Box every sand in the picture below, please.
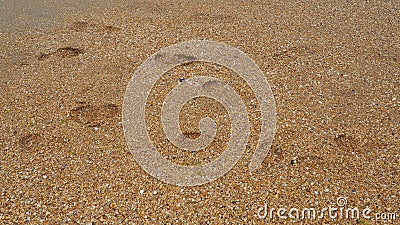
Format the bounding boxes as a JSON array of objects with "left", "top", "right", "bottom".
[{"left": 0, "top": 0, "right": 399, "bottom": 224}]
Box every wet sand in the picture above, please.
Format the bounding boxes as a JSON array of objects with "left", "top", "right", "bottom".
[{"left": 0, "top": 0, "right": 399, "bottom": 224}]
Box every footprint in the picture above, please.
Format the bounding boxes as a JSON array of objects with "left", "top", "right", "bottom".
[
  {"left": 38, "top": 47, "right": 84, "bottom": 60},
  {"left": 154, "top": 53, "right": 196, "bottom": 64},
  {"left": 334, "top": 134, "right": 357, "bottom": 151},
  {"left": 19, "top": 133, "right": 42, "bottom": 148},
  {"left": 70, "top": 21, "right": 89, "bottom": 32},
  {"left": 271, "top": 45, "right": 313, "bottom": 61},
  {"left": 69, "top": 103, "right": 119, "bottom": 127},
  {"left": 97, "top": 25, "right": 121, "bottom": 33},
  {"left": 69, "top": 21, "right": 121, "bottom": 34}
]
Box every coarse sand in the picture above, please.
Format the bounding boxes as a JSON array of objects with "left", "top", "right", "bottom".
[{"left": 0, "top": 0, "right": 399, "bottom": 224}]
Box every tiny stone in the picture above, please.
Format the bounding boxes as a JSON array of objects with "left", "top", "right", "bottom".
[{"left": 140, "top": 190, "right": 144, "bottom": 194}]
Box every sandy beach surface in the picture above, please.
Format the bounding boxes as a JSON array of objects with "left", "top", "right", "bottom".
[{"left": 1, "top": 0, "right": 399, "bottom": 224}]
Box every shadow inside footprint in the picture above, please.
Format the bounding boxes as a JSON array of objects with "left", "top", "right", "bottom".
[
  {"left": 38, "top": 47, "right": 84, "bottom": 60},
  {"left": 69, "top": 103, "right": 119, "bottom": 127}
]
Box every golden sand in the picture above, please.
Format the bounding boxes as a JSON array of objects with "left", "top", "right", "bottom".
[{"left": 0, "top": 1, "right": 399, "bottom": 224}]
